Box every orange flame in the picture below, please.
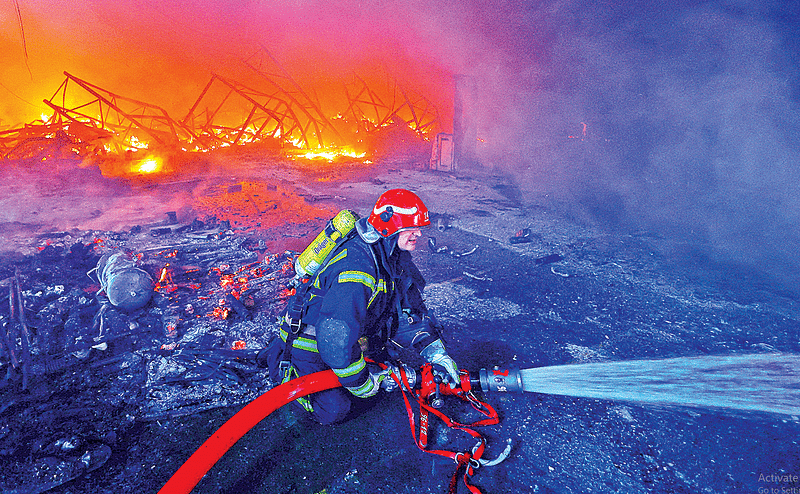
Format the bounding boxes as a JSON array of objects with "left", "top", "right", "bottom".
[{"left": 155, "top": 264, "right": 178, "bottom": 293}]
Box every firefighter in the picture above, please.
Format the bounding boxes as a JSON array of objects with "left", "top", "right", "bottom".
[{"left": 275, "top": 189, "right": 460, "bottom": 425}]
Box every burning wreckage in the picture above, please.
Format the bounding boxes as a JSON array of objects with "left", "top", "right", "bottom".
[{"left": 0, "top": 52, "right": 443, "bottom": 174}]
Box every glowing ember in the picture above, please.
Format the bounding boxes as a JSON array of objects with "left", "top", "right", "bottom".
[
  {"left": 295, "top": 147, "right": 367, "bottom": 161},
  {"left": 280, "top": 260, "right": 294, "bottom": 276},
  {"left": 165, "top": 322, "right": 178, "bottom": 337},
  {"left": 231, "top": 340, "right": 247, "bottom": 350},
  {"left": 136, "top": 156, "right": 162, "bottom": 173},
  {"left": 211, "top": 306, "right": 230, "bottom": 320},
  {"left": 155, "top": 264, "right": 178, "bottom": 293}
]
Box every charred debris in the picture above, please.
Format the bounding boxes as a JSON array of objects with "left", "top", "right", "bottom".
[{"left": 0, "top": 214, "right": 301, "bottom": 490}]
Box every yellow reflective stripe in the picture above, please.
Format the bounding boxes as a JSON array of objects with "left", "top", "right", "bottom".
[
  {"left": 306, "top": 249, "right": 349, "bottom": 301},
  {"left": 316, "top": 249, "right": 348, "bottom": 279},
  {"left": 338, "top": 270, "right": 376, "bottom": 290},
  {"left": 280, "top": 327, "right": 317, "bottom": 352},
  {"left": 296, "top": 396, "right": 314, "bottom": 411},
  {"left": 332, "top": 355, "right": 366, "bottom": 378},
  {"left": 282, "top": 366, "right": 314, "bottom": 411},
  {"left": 293, "top": 336, "right": 318, "bottom": 353},
  {"left": 367, "top": 279, "right": 388, "bottom": 308},
  {"left": 327, "top": 249, "right": 348, "bottom": 267},
  {"left": 346, "top": 376, "right": 377, "bottom": 397}
]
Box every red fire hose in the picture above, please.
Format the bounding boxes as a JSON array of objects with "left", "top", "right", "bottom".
[{"left": 158, "top": 369, "right": 341, "bottom": 494}]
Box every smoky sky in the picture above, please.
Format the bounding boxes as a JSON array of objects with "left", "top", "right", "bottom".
[
  {"left": 2, "top": 0, "right": 800, "bottom": 289},
  {"left": 468, "top": 0, "right": 800, "bottom": 290}
]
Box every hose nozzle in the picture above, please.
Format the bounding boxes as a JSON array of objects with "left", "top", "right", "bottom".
[{"left": 473, "top": 366, "right": 524, "bottom": 394}]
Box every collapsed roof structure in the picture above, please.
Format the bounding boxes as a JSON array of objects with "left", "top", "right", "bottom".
[{"left": 0, "top": 49, "right": 443, "bottom": 170}]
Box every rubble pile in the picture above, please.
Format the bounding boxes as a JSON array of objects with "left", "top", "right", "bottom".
[{"left": 0, "top": 220, "right": 298, "bottom": 492}]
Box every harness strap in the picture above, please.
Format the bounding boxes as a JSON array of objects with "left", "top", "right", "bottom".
[
  {"left": 280, "top": 279, "right": 312, "bottom": 378},
  {"left": 280, "top": 232, "right": 356, "bottom": 375}
]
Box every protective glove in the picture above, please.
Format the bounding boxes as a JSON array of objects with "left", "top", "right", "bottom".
[{"left": 420, "top": 339, "right": 461, "bottom": 388}]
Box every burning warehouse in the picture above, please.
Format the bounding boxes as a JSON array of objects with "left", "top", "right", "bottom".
[{"left": 2, "top": 1, "right": 800, "bottom": 493}]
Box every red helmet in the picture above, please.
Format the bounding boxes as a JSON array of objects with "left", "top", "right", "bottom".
[{"left": 368, "top": 189, "right": 430, "bottom": 237}]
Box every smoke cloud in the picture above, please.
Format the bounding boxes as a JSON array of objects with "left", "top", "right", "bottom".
[
  {"left": 468, "top": 1, "right": 800, "bottom": 292},
  {"left": 2, "top": 0, "right": 799, "bottom": 291},
  {"left": 1, "top": 0, "right": 469, "bottom": 125}
]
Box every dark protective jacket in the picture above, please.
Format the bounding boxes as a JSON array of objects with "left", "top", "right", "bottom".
[{"left": 281, "top": 219, "right": 436, "bottom": 395}]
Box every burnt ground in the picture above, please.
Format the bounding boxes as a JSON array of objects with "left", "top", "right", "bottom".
[{"left": 1, "top": 153, "right": 799, "bottom": 493}]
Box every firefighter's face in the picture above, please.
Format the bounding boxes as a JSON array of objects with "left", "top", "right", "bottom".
[{"left": 397, "top": 227, "right": 422, "bottom": 251}]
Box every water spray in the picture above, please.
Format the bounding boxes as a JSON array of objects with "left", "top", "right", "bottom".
[
  {"left": 516, "top": 353, "right": 800, "bottom": 416},
  {"left": 434, "top": 354, "right": 800, "bottom": 418}
]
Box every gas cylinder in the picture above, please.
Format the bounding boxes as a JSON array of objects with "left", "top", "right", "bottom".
[
  {"left": 96, "top": 252, "right": 154, "bottom": 311},
  {"left": 294, "top": 209, "right": 359, "bottom": 278}
]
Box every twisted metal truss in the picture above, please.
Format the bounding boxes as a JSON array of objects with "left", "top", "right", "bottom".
[
  {"left": 43, "top": 72, "right": 199, "bottom": 153},
  {"left": 238, "top": 47, "right": 343, "bottom": 149},
  {"left": 343, "top": 74, "right": 440, "bottom": 139},
  {"left": 1, "top": 56, "right": 442, "bottom": 162},
  {"left": 182, "top": 73, "right": 310, "bottom": 150}
]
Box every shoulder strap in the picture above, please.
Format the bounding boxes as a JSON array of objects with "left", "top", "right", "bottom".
[{"left": 287, "top": 228, "right": 362, "bottom": 323}]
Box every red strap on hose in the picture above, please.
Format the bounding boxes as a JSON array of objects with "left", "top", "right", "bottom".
[
  {"left": 389, "top": 364, "right": 499, "bottom": 494},
  {"left": 159, "top": 369, "right": 341, "bottom": 494}
]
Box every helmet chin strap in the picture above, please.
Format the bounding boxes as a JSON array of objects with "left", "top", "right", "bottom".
[{"left": 384, "top": 234, "right": 399, "bottom": 256}]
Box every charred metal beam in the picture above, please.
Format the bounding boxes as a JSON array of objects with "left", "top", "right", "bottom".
[
  {"left": 44, "top": 72, "right": 201, "bottom": 152},
  {"left": 344, "top": 74, "right": 389, "bottom": 130},
  {"left": 245, "top": 46, "right": 343, "bottom": 148},
  {"left": 344, "top": 75, "right": 440, "bottom": 139},
  {"left": 5, "top": 271, "right": 31, "bottom": 390},
  {"left": 182, "top": 73, "right": 307, "bottom": 149}
]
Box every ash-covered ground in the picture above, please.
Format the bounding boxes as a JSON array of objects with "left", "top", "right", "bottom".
[{"left": 1, "top": 153, "right": 799, "bottom": 494}]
